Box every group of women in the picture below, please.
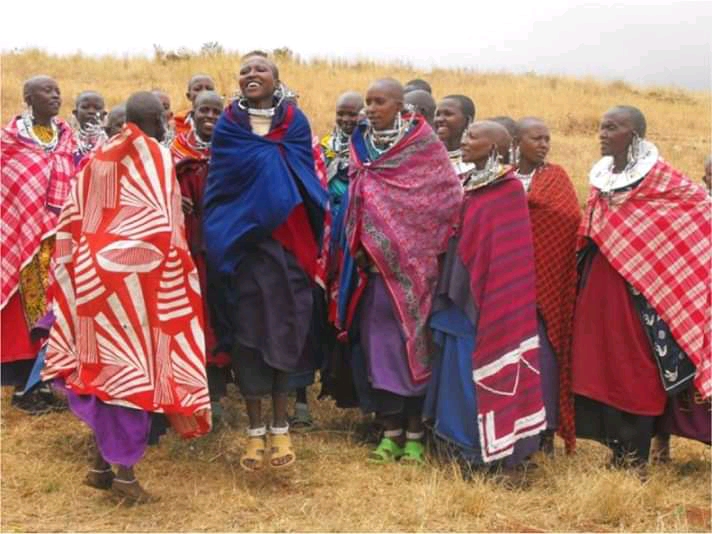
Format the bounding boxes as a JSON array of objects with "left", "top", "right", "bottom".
[{"left": 2, "top": 52, "right": 710, "bottom": 503}]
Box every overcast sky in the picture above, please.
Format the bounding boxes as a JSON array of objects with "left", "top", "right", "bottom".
[{"left": 3, "top": 0, "right": 710, "bottom": 90}]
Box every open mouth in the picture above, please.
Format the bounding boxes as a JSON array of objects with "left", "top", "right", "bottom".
[{"left": 246, "top": 81, "right": 261, "bottom": 90}]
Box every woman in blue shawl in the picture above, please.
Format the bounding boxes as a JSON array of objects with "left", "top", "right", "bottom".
[{"left": 204, "top": 52, "right": 327, "bottom": 472}]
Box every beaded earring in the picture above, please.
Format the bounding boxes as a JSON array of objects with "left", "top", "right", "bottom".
[
  {"left": 627, "top": 132, "right": 642, "bottom": 165},
  {"left": 24, "top": 102, "right": 35, "bottom": 122},
  {"left": 507, "top": 142, "right": 515, "bottom": 165},
  {"left": 487, "top": 145, "right": 501, "bottom": 169},
  {"left": 273, "top": 83, "right": 284, "bottom": 103},
  {"left": 513, "top": 145, "right": 521, "bottom": 168}
]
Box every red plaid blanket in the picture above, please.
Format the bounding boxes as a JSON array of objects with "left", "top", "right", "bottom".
[
  {"left": 1, "top": 117, "right": 77, "bottom": 309},
  {"left": 581, "top": 159, "right": 711, "bottom": 397},
  {"left": 528, "top": 163, "right": 581, "bottom": 453}
]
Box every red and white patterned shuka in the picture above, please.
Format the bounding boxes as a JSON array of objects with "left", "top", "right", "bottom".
[
  {"left": 1, "top": 117, "right": 77, "bottom": 309},
  {"left": 42, "top": 124, "right": 211, "bottom": 437},
  {"left": 581, "top": 159, "right": 712, "bottom": 398}
]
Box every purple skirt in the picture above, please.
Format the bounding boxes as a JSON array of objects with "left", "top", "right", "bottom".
[
  {"left": 360, "top": 274, "right": 427, "bottom": 397},
  {"left": 657, "top": 387, "right": 711, "bottom": 445},
  {"left": 55, "top": 379, "right": 152, "bottom": 466},
  {"left": 537, "top": 315, "right": 559, "bottom": 431}
]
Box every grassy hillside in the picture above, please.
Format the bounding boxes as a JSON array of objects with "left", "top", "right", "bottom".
[
  {"left": 2, "top": 49, "right": 710, "bottom": 201},
  {"left": 1, "top": 49, "right": 710, "bottom": 532}
]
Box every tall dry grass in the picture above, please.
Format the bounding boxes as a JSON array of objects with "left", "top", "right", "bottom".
[
  {"left": 1, "top": 50, "right": 711, "bottom": 532},
  {"left": 1, "top": 387, "right": 710, "bottom": 532},
  {"left": 2, "top": 49, "right": 710, "bottom": 201}
]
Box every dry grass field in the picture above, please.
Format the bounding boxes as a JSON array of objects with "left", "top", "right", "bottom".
[
  {"left": 1, "top": 50, "right": 711, "bottom": 532},
  {"left": 1, "top": 387, "right": 710, "bottom": 532},
  {"left": 2, "top": 49, "right": 711, "bottom": 200}
]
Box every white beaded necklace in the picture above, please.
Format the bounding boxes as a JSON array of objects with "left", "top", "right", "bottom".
[
  {"left": 589, "top": 140, "right": 658, "bottom": 194},
  {"left": 76, "top": 122, "right": 107, "bottom": 155},
  {"left": 514, "top": 167, "right": 537, "bottom": 192},
  {"left": 190, "top": 129, "right": 212, "bottom": 151}
]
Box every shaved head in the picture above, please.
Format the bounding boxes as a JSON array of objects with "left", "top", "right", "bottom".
[
  {"left": 335, "top": 91, "right": 363, "bottom": 134},
  {"left": 107, "top": 103, "right": 126, "bottom": 122},
  {"left": 471, "top": 120, "right": 512, "bottom": 155},
  {"left": 242, "top": 50, "right": 279, "bottom": 79},
  {"left": 365, "top": 78, "right": 405, "bottom": 130},
  {"left": 462, "top": 120, "right": 512, "bottom": 166},
  {"left": 606, "top": 105, "right": 647, "bottom": 137},
  {"left": 336, "top": 91, "right": 364, "bottom": 110},
  {"left": 105, "top": 104, "right": 126, "bottom": 137},
  {"left": 517, "top": 116, "right": 546, "bottom": 134},
  {"left": 404, "top": 89, "right": 436, "bottom": 125},
  {"left": 193, "top": 90, "right": 223, "bottom": 110},
  {"left": 187, "top": 73, "right": 214, "bottom": 91},
  {"left": 404, "top": 78, "right": 432, "bottom": 94},
  {"left": 488, "top": 116, "right": 518, "bottom": 140},
  {"left": 126, "top": 91, "right": 166, "bottom": 140},
  {"left": 108, "top": 103, "right": 126, "bottom": 117},
  {"left": 368, "top": 78, "right": 404, "bottom": 102},
  {"left": 22, "top": 75, "right": 61, "bottom": 122},
  {"left": 127, "top": 92, "right": 164, "bottom": 122},
  {"left": 23, "top": 75, "right": 55, "bottom": 100},
  {"left": 75, "top": 90, "right": 104, "bottom": 108}
]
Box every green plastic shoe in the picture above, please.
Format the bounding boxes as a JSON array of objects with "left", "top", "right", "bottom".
[
  {"left": 368, "top": 437, "right": 404, "bottom": 464},
  {"left": 400, "top": 440, "right": 426, "bottom": 465}
]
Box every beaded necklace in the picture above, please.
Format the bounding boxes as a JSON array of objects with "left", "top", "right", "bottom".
[
  {"left": 589, "top": 140, "right": 658, "bottom": 196},
  {"left": 462, "top": 151, "right": 504, "bottom": 192},
  {"left": 330, "top": 127, "right": 350, "bottom": 158},
  {"left": 161, "top": 127, "right": 175, "bottom": 148},
  {"left": 76, "top": 122, "right": 107, "bottom": 155},
  {"left": 514, "top": 167, "right": 537, "bottom": 192},
  {"left": 448, "top": 149, "right": 475, "bottom": 180},
  {"left": 188, "top": 128, "right": 212, "bottom": 152},
  {"left": 236, "top": 82, "right": 297, "bottom": 119},
  {"left": 21, "top": 112, "right": 59, "bottom": 151},
  {"left": 366, "top": 112, "right": 415, "bottom": 157}
]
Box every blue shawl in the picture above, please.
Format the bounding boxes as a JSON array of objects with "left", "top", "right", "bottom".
[{"left": 203, "top": 100, "right": 328, "bottom": 275}]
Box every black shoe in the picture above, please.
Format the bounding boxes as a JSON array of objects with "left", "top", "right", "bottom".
[
  {"left": 11, "top": 390, "right": 52, "bottom": 415},
  {"left": 36, "top": 383, "right": 68, "bottom": 411}
]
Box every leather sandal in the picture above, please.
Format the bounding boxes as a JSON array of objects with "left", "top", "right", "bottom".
[
  {"left": 240, "top": 428, "right": 266, "bottom": 472},
  {"left": 84, "top": 468, "right": 115, "bottom": 490},
  {"left": 269, "top": 431, "right": 296, "bottom": 469}
]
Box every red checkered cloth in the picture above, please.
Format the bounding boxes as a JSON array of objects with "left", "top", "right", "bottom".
[
  {"left": 528, "top": 163, "right": 582, "bottom": 453},
  {"left": 1, "top": 117, "right": 77, "bottom": 309},
  {"left": 581, "top": 158, "right": 711, "bottom": 398}
]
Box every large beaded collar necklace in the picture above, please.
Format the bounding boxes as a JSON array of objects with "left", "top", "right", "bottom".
[
  {"left": 19, "top": 112, "right": 59, "bottom": 151},
  {"left": 589, "top": 139, "right": 658, "bottom": 195},
  {"left": 462, "top": 151, "right": 509, "bottom": 192}
]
